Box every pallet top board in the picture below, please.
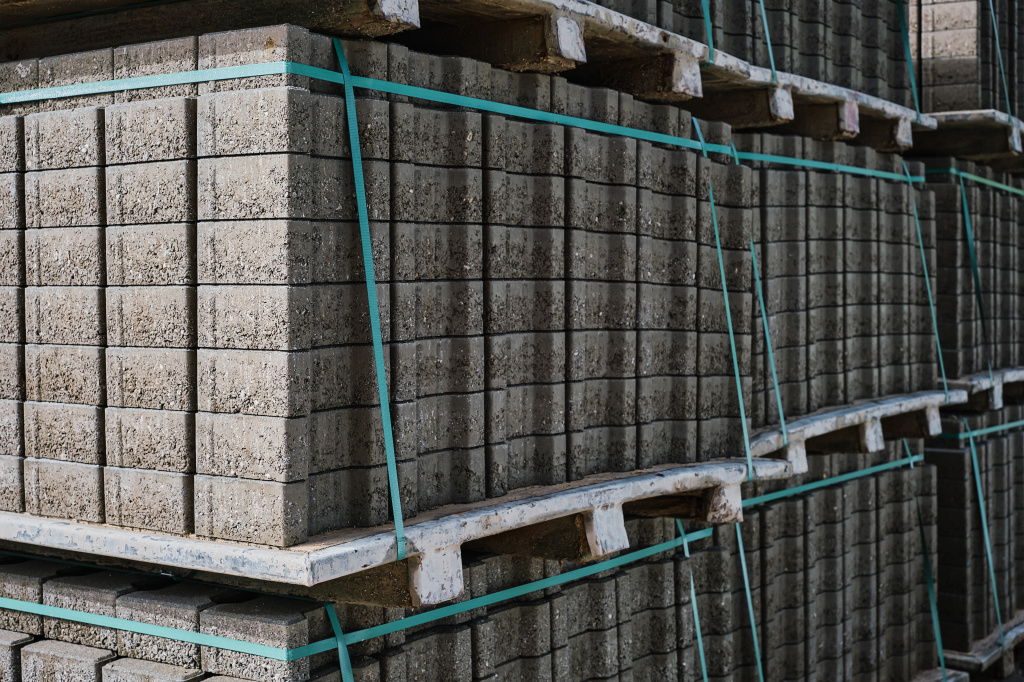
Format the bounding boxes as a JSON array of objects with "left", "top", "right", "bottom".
[
  {"left": 2, "top": 0, "right": 934, "bottom": 151},
  {"left": 0, "top": 457, "right": 791, "bottom": 607}
]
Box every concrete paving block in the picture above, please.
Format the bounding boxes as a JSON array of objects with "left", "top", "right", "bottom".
[
  {"left": 196, "top": 412, "right": 308, "bottom": 482},
  {"left": 106, "top": 286, "right": 195, "bottom": 348},
  {"left": 0, "top": 629, "right": 32, "bottom": 680},
  {"left": 198, "top": 155, "right": 377, "bottom": 223},
  {"left": 104, "top": 467, "right": 193, "bottom": 533},
  {"left": 106, "top": 160, "right": 197, "bottom": 225},
  {"left": 0, "top": 343, "right": 22, "bottom": 402},
  {"left": 24, "top": 458, "right": 103, "bottom": 522},
  {"left": 196, "top": 220, "right": 314, "bottom": 286},
  {"left": 0, "top": 116, "right": 24, "bottom": 173},
  {"left": 105, "top": 97, "right": 196, "bottom": 164},
  {"left": 24, "top": 168, "right": 104, "bottom": 228},
  {"left": 25, "top": 287, "right": 104, "bottom": 346},
  {"left": 105, "top": 407, "right": 193, "bottom": 473},
  {"left": 102, "top": 658, "right": 205, "bottom": 682},
  {"left": 25, "top": 343, "right": 103, "bottom": 405},
  {"left": 199, "top": 596, "right": 331, "bottom": 681},
  {"left": 198, "top": 86, "right": 356, "bottom": 159},
  {"left": 0, "top": 60, "right": 37, "bottom": 116},
  {"left": 21, "top": 640, "right": 115, "bottom": 682},
  {"left": 116, "top": 583, "right": 243, "bottom": 668},
  {"left": 194, "top": 474, "right": 307, "bottom": 546},
  {"left": 197, "top": 349, "right": 309, "bottom": 417},
  {"left": 24, "top": 108, "right": 103, "bottom": 171},
  {"left": 198, "top": 285, "right": 310, "bottom": 351},
  {"left": 43, "top": 571, "right": 168, "bottom": 649},
  {"left": 0, "top": 561, "right": 86, "bottom": 634},
  {"left": 113, "top": 36, "right": 199, "bottom": 103},
  {"left": 23, "top": 402, "right": 103, "bottom": 464},
  {"left": 37, "top": 48, "right": 114, "bottom": 110},
  {"left": 106, "top": 223, "right": 195, "bottom": 287},
  {"left": 198, "top": 25, "right": 336, "bottom": 94},
  {"left": 25, "top": 227, "right": 103, "bottom": 286},
  {"left": 307, "top": 466, "right": 392, "bottom": 531},
  {"left": 106, "top": 347, "right": 195, "bottom": 411},
  {"left": 0, "top": 287, "right": 23, "bottom": 343},
  {"left": 0, "top": 399, "right": 21, "bottom": 458},
  {"left": 0, "top": 173, "right": 24, "bottom": 232},
  {"left": 0, "top": 454, "right": 23, "bottom": 512}
]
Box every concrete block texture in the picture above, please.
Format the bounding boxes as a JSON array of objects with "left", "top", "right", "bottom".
[
  {"left": 25, "top": 227, "right": 103, "bottom": 287},
  {"left": 0, "top": 628, "right": 32, "bottom": 681},
  {"left": 105, "top": 97, "right": 197, "bottom": 164},
  {"left": 0, "top": 455, "right": 23, "bottom": 512},
  {"left": 0, "top": 560, "right": 84, "bottom": 634},
  {"left": 42, "top": 571, "right": 168, "bottom": 649},
  {"left": 105, "top": 161, "right": 197, "bottom": 225},
  {"left": 0, "top": 173, "right": 24, "bottom": 231},
  {"left": 105, "top": 347, "right": 195, "bottom": 411},
  {"left": 102, "top": 658, "right": 205, "bottom": 682},
  {"left": 24, "top": 287, "right": 104, "bottom": 346},
  {"left": 103, "top": 467, "right": 193, "bottom": 533},
  {"left": 115, "top": 583, "right": 244, "bottom": 668},
  {"left": 199, "top": 597, "right": 332, "bottom": 681},
  {"left": 24, "top": 168, "right": 104, "bottom": 228},
  {"left": 105, "top": 407, "right": 194, "bottom": 472},
  {"left": 21, "top": 640, "right": 116, "bottom": 682},
  {"left": 23, "top": 402, "right": 102, "bottom": 464},
  {"left": 24, "top": 108, "right": 104, "bottom": 171},
  {"left": 194, "top": 474, "right": 308, "bottom": 546},
  {"left": 106, "top": 224, "right": 195, "bottom": 287},
  {"left": 24, "top": 459, "right": 104, "bottom": 522},
  {"left": 106, "top": 287, "right": 195, "bottom": 348},
  {"left": 25, "top": 345, "right": 104, "bottom": 406}
]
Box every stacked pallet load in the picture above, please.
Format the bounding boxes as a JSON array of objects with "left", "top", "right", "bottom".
[{"left": 0, "top": 0, "right": 1023, "bottom": 679}]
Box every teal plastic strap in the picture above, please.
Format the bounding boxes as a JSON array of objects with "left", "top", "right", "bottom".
[
  {"left": 734, "top": 523, "right": 765, "bottom": 682},
  {"left": 742, "top": 452, "right": 923, "bottom": 508},
  {"left": 986, "top": 0, "right": 1014, "bottom": 117},
  {"left": 964, "top": 419, "right": 1006, "bottom": 651},
  {"left": 333, "top": 39, "right": 406, "bottom": 560},
  {"left": 676, "top": 520, "right": 709, "bottom": 682},
  {"left": 957, "top": 176, "right": 994, "bottom": 382},
  {"left": 326, "top": 604, "right": 355, "bottom": 682},
  {"left": 8, "top": 451, "right": 928, "bottom": 662},
  {"left": 700, "top": 0, "right": 716, "bottom": 65},
  {"left": 694, "top": 121, "right": 753, "bottom": 481},
  {"left": 344, "top": 526, "right": 715, "bottom": 645},
  {"left": 0, "top": 60, "right": 941, "bottom": 189},
  {"left": 902, "top": 161, "right": 948, "bottom": 402},
  {"left": 755, "top": 0, "right": 778, "bottom": 84},
  {"left": 904, "top": 441, "right": 946, "bottom": 679},
  {"left": 927, "top": 167, "right": 1024, "bottom": 197},
  {"left": 937, "top": 416, "right": 1024, "bottom": 440},
  {"left": 750, "top": 240, "right": 788, "bottom": 444},
  {"left": 897, "top": 0, "right": 922, "bottom": 121},
  {"left": 0, "top": 596, "right": 334, "bottom": 661}
]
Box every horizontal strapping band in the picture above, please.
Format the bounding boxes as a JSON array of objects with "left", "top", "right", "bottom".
[
  {"left": 0, "top": 60, "right": 934, "bottom": 183},
  {"left": 936, "top": 417, "right": 1024, "bottom": 440},
  {"left": 8, "top": 452, "right": 924, "bottom": 656},
  {"left": 926, "top": 167, "right": 1024, "bottom": 197},
  {"left": 0, "top": 597, "right": 336, "bottom": 661}
]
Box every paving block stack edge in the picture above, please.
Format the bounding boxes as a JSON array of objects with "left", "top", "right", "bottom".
[{"left": 0, "top": 5, "right": 1023, "bottom": 682}]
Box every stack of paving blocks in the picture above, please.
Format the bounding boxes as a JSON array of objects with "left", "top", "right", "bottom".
[
  {"left": 803, "top": 139, "right": 848, "bottom": 413},
  {"left": 918, "top": 0, "right": 1024, "bottom": 113},
  {"left": 0, "top": 448, "right": 943, "bottom": 682},
  {"left": 925, "top": 408, "right": 1024, "bottom": 654},
  {"left": 591, "top": 0, "right": 916, "bottom": 107},
  {"left": 2, "top": 27, "right": 956, "bottom": 548},
  {"left": 924, "top": 159, "right": 1024, "bottom": 379}
]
